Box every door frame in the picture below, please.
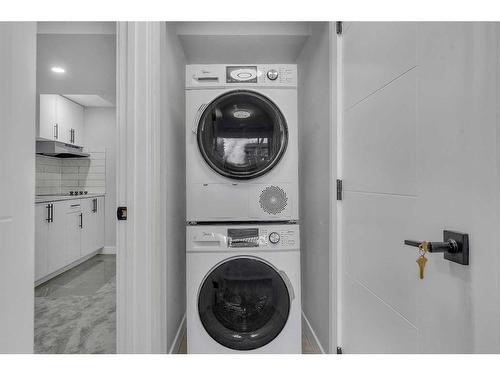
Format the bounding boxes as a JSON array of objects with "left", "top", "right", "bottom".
[
  {"left": 116, "top": 21, "right": 165, "bottom": 353},
  {"left": 332, "top": 22, "right": 343, "bottom": 352}
]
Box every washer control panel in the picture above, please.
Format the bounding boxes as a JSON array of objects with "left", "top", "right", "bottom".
[
  {"left": 188, "top": 224, "right": 300, "bottom": 252},
  {"left": 186, "top": 64, "right": 297, "bottom": 88},
  {"left": 226, "top": 226, "right": 299, "bottom": 249}
]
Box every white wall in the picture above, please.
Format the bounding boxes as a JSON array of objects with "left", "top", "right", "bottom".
[
  {"left": 83, "top": 107, "right": 116, "bottom": 248},
  {"left": 162, "top": 23, "right": 187, "bottom": 352},
  {"left": 297, "top": 22, "right": 335, "bottom": 353},
  {"left": 0, "top": 22, "right": 36, "bottom": 353}
]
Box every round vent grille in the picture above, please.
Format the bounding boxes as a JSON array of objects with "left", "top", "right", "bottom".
[{"left": 259, "top": 186, "right": 288, "bottom": 215}]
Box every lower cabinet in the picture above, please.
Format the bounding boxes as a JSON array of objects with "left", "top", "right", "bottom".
[
  {"left": 35, "top": 196, "right": 105, "bottom": 283},
  {"left": 35, "top": 204, "right": 49, "bottom": 280},
  {"left": 81, "top": 197, "right": 105, "bottom": 257}
]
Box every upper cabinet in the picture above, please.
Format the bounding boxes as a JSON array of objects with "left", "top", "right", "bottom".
[{"left": 38, "top": 94, "right": 84, "bottom": 147}]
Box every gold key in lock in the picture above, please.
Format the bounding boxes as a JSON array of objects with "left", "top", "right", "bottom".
[{"left": 416, "top": 241, "right": 429, "bottom": 279}]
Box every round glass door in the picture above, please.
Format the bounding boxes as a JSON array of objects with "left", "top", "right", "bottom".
[
  {"left": 198, "top": 257, "right": 291, "bottom": 351},
  {"left": 197, "top": 90, "right": 288, "bottom": 180}
]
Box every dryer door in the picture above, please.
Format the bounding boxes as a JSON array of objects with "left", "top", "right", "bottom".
[
  {"left": 198, "top": 257, "right": 291, "bottom": 351},
  {"left": 197, "top": 90, "right": 288, "bottom": 180}
]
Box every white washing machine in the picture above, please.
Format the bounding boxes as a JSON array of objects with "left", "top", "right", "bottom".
[
  {"left": 186, "top": 64, "right": 299, "bottom": 222},
  {"left": 186, "top": 223, "right": 301, "bottom": 353}
]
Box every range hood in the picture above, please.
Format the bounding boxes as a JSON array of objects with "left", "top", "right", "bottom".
[{"left": 36, "top": 140, "right": 90, "bottom": 158}]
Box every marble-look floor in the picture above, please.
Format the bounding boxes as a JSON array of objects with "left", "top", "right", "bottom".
[{"left": 35, "top": 254, "right": 116, "bottom": 354}]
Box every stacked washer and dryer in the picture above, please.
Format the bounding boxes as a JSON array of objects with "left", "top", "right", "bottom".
[{"left": 185, "top": 64, "right": 301, "bottom": 353}]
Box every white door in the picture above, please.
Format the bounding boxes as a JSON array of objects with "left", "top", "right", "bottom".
[
  {"left": 339, "top": 22, "right": 500, "bottom": 353},
  {"left": 0, "top": 22, "right": 36, "bottom": 353}
]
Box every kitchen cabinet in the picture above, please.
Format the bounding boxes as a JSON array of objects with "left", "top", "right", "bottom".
[
  {"left": 35, "top": 196, "right": 105, "bottom": 283},
  {"left": 36, "top": 202, "right": 66, "bottom": 276},
  {"left": 81, "top": 197, "right": 105, "bottom": 257},
  {"left": 38, "top": 94, "right": 84, "bottom": 147},
  {"left": 65, "top": 204, "right": 83, "bottom": 265},
  {"left": 46, "top": 201, "right": 71, "bottom": 274},
  {"left": 38, "top": 94, "right": 57, "bottom": 141},
  {"left": 35, "top": 204, "right": 49, "bottom": 280}
]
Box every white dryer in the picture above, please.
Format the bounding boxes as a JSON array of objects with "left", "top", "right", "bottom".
[
  {"left": 186, "top": 223, "right": 301, "bottom": 353},
  {"left": 186, "top": 64, "right": 299, "bottom": 222}
]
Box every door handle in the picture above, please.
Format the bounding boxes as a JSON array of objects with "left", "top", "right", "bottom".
[
  {"left": 79, "top": 213, "right": 83, "bottom": 228},
  {"left": 54, "top": 123, "right": 58, "bottom": 140},
  {"left": 46, "top": 204, "right": 51, "bottom": 222},
  {"left": 404, "top": 239, "right": 459, "bottom": 253},
  {"left": 404, "top": 230, "right": 469, "bottom": 265}
]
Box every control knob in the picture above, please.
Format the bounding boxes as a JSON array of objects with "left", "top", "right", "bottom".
[
  {"left": 267, "top": 69, "right": 279, "bottom": 81},
  {"left": 269, "top": 232, "right": 280, "bottom": 244}
]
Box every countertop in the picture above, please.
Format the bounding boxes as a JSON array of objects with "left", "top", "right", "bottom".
[{"left": 35, "top": 193, "right": 105, "bottom": 204}]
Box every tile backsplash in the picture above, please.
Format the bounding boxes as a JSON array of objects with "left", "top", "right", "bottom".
[
  {"left": 36, "top": 156, "right": 62, "bottom": 195},
  {"left": 36, "top": 150, "right": 106, "bottom": 195}
]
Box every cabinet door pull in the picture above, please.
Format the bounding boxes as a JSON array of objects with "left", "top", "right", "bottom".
[
  {"left": 46, "top": 204, "right": 51, "bottom": 222},
  {"left": 79, "top": 212, "right": 83, "bottom": 228},
  {"left": 54, "top": 123, "right": 59, "bottom": 140}
]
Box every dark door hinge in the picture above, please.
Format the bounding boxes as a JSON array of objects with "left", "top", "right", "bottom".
[
  {"left": 336, "top": 179, "right": 343, "bottom": 200},
  {"left": 117, "top": 206, "right": 128, "bottom": 221},
  {"left": 336, "top": 21, "right": 343, "bottom": 35},
  {"left": 337, "top": 346, "right": 343, "bottom": 354}
]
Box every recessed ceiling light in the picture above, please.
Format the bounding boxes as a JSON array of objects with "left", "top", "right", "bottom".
[{"left": 51, "top": 67, "right": 65, "bottom": 74}]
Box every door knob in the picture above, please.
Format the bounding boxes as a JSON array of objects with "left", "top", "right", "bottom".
[{"left": 404, "top": 230, "right": 469, "bottom": 265}]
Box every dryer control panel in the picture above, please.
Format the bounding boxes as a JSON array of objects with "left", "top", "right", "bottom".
[
  {"left": 186, "top": 64, "right": 297, "bottom": 88},
  {"left": 187, "top": 224, "right": 300, "bottom": 252}
]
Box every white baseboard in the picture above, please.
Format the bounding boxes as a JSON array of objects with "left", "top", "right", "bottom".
[
  {"left": 169, "top": 313, "right": 186, "bottom": 354},
  {"left": 302, "top": 311, "right": 326, "bottom": 354},
  {"left": 100, "top": 246, "right": 116, "bottom": 255},
  {"left": 35, "top": 249, "right": 101, "bottom": 287}
]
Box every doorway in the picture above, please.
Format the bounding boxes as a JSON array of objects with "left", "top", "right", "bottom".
[{"left": 33, "top": 22, "right": 117, "bottom": 354}]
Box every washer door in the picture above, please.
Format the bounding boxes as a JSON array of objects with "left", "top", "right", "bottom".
[
  {"left": 198, "top": 257, "right": 291, "bottom": 351},
  {"left": 197, "top": 90, "right": 288, "bottom": 180}
]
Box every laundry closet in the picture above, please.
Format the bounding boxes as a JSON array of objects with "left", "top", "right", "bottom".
[{"left": 158, "top": 22, "right": 335, "bottom": 354}]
